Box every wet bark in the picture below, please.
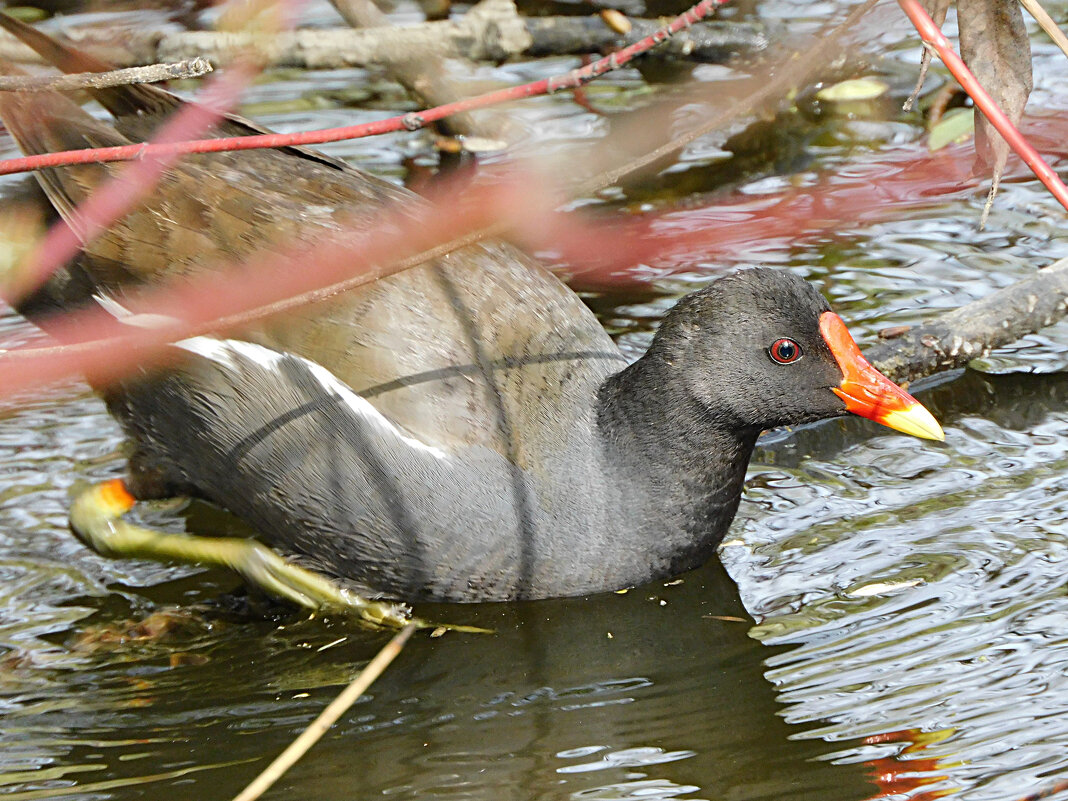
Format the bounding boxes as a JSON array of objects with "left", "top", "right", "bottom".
[
  {"left": 524, "top": 17, "right": 766, "bottom": 62},
  {"left": 0, "top": 57, "right": 210, "bottom": 91},
  {"left": 868, "top": 257, "right": 1068, "bottom": 384}
]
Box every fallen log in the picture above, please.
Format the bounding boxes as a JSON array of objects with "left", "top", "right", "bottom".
[
  {"left": 0, "top": 13, "right": 767, "bottom": 69},
  {"left": 869, "top": 257, "right": 1068, "bottom": 383}
]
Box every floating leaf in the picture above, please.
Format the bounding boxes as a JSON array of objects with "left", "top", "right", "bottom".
[
  {"left": 847, "top": 579, "right": 923, "bottom": 597},
  {"left": 928, "top": 106, "right": 974, "bottom": 150},
  {"left": 816, "top": 77, "right": 889, "bottom": 102}
]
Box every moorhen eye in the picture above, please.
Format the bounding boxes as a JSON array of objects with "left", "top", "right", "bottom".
[{"left": 769, "top": 338, "right": 802, "bottom": 364}]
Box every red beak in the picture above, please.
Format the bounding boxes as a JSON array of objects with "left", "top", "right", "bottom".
[{"left": 819, "top": 312, "right": 944, "bottom": 441}]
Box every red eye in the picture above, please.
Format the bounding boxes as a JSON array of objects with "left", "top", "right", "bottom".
[{"left": 769, "top": 338, "right": 803, "bottom": 364}]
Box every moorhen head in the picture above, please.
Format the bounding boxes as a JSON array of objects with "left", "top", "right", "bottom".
[
  {"left": 0, "top": 14, "right": 942, "bottom": 624},
  {"left": 606, "top": 268, "right": 939, "bottom": 437}
]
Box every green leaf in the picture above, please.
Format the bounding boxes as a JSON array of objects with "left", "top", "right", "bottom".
[
  {"left": 816, "top": 77, "right": 889, "bottom": 102},
  {"left": 928, "top": 107, "right": 975, "bottom": 151}
]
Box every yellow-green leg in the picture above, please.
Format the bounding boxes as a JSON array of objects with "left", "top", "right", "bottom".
[{"left": 70, "top": 480, "right": 481, "bottom": 631}]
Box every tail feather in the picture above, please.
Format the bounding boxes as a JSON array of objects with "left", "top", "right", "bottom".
[
  {"left": 0, "top": 11, "right": 378, "bottom": 320},
  {"left": 0, "top": 72, "right": 129, "bottom": 225}
]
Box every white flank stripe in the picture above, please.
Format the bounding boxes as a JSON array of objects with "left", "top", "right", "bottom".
[{"left": 176, "top": 336, "right": 448, "bottom": 460}]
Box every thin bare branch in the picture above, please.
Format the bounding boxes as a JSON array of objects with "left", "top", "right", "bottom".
[
  {"left": 903, "top": 0, "right": 949, "bottom": 111},
  {"left": 1019, "top": 0, "right": 1068, "bottom": 62},
  {"left": 0, "top": 58, "right": 212, "bottom": 92},
  {"left": 231, "top": 624, "right": 417, "bottom": 801}
]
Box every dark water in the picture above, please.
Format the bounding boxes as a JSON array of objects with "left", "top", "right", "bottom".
[{"left": 3, "top": 0, "right": 1068, "bottom": 799}]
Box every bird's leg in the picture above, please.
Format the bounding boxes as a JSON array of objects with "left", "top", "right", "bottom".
[{"left": 70, "top": 479, "right": 445, "bottom": 630}]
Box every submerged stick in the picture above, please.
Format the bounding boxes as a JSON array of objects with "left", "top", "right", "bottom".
[{"left": 232, "top": 623, "right": 417, "bottom": 801}]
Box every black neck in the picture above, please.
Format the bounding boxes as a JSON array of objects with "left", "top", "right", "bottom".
[{"left": 596, "top": 348, "right": 761, "bottom": 572}]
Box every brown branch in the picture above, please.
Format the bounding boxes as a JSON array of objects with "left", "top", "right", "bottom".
[
  {"left": 868, "top": 257, "right": 1068, "bottom": 384},
  {"left": 0, "top": 14, "right": 766, "bottom": 70},
  {"left": 0, "top": 57, "right": 211, "bottom": 91},
  {"left": 524, "top": 17, "right": 766, "bottom": 62}
]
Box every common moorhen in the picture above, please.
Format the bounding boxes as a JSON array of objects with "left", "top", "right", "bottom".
[{"left": 0, "top": 16, "right": 942, "bottom": 625}]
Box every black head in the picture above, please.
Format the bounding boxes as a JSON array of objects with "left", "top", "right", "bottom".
[
  {"left": 647, "top": 268, "right": 943, "bottom": 440},
  {"left": 649, "top": 268, "right": 844, "bottom": 433}
]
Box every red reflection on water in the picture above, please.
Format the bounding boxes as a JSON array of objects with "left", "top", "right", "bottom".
[
  {"left": 860, "top": 727, "right": 957, "bottom": 801},
  {"left": 560, "top": 111, "right": 1068, "bottom": 291}
]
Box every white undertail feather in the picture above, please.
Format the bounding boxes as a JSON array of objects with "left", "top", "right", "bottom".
[{"left": 93, "top": 293, "right": 180, "bottom": 330}]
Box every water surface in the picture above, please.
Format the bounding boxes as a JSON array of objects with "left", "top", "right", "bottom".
[{"left": 2, "top": 0, "right": 1068, "bottom": 799}]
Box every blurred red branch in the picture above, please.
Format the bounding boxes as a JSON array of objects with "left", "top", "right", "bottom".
[
  {"left": 0, "top": 0, "right": 730, "bottom": 178},
  {"left": 553, "top": 114, "right": 1068, "bottom": 288},
  {"left": 7, "top": 107, "right": 1068, "bottom": 398},
  {"left": 0, "top": 175, "right": 533, "bottom": 397},
  {"left": 7, "top": 0, "right": 1068, "bottom": 398},
  {"left": 897, "top": 0, "right": 1068, "bottom": 213}
]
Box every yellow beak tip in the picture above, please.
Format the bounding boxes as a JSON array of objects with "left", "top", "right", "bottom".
[{"left": 881, "top": 405, "right": 945, "bottom": 442}]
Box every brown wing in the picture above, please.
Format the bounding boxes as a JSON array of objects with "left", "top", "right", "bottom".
[{"left": 0, "top": 17, "right": 624, "bottom": 462}]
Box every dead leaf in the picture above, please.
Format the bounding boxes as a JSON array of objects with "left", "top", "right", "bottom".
[
  {"left": 904, "top": 0, "right": 952, "bottom": 111},
  {"left": 600, "top": 9, "right": 632, "bottom": 35},
  {"left": 957, "top": 0, "right": 1032, "bottom": 225}
]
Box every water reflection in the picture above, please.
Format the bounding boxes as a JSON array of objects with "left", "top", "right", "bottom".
[
  {"left": 0, "top": 547, "right": 877, "bottom": 799},
  {"left": 254, "top": 568, "right": 874, "bottom": 801},
  {"left": 730, "top": 371, "right": 1068, "bottom": 801}
]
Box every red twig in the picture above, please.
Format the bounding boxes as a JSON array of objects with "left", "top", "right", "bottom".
[
  {"left": 0, "top": 0, "right": 730, "bottom": 178},
  {"left": 897, "top": 0, "right": 1068, "bottom": 213}
]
